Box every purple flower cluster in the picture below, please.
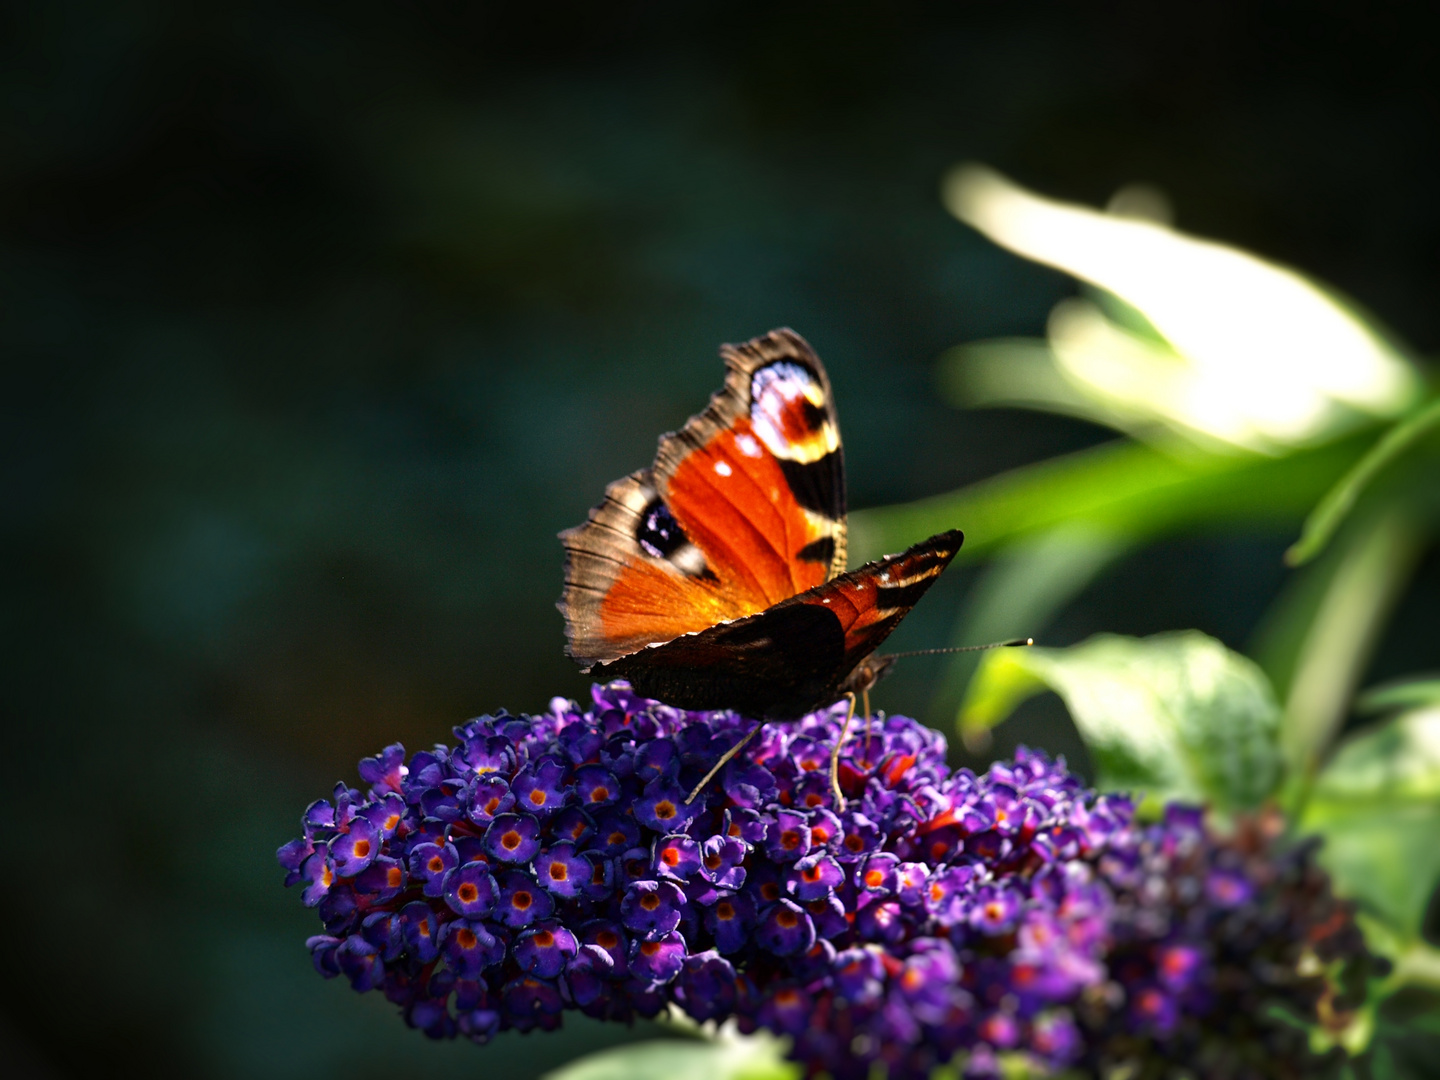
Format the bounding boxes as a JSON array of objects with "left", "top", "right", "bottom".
[
  {"left": 1073, "top": 807, "right": 1376, "bottom": 1080},
  {"left": 279, "top": 683, "right": 1370, "bottom": 1079}
]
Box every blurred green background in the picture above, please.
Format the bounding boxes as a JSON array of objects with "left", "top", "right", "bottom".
[{"left": 4, "top": 3, "right": 1438, "bottom": 1078}]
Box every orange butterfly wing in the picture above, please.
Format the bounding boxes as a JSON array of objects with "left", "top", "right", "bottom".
[{"left": 559, "top": 329, "right": 847, "bottom": 667}]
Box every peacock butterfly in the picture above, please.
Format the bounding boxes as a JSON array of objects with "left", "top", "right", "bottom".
[{"left": 558, "top": 328, "right": 962, "bottom": 719}]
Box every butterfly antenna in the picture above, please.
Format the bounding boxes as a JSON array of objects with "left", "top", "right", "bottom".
[
  {"left": 883, "top": 637, "right": 1034, "bottom": 660},
  {"left": 861, "top": 684, "right": 873, "bottom": 762}
]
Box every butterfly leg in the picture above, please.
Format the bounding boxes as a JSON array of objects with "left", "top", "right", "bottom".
[
  {"left": 828, "top": 692, "right": 858, "bottom": 812},
  {"left": 861, "top": 685, "right": 874, "bottom": 764},
  {"left": 685, "top": 722, "right": 763, "bottom": 805}
]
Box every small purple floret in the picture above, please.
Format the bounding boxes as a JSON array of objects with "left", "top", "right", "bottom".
[{"left": 483, "top": 813, "right": 541, "bottom": 864}]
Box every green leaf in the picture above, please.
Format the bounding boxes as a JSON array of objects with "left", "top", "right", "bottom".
[
  {"left": 958, "top": 647, "right": 1050, "bottom": 738},
  {"left": 928, "top": 524, "right": 1131, "bottom": 739},
  {"left": 1286, "top": 395, "right": 1440, "bottom": 566},
  {"left": 1368, "top": 1038, "right": 1399, "bottom": 1080},
  {"left": 1359, "top": 677, "right": 1440, "bottom": 715},
  {"left": 1300, "top": 707, "right": 1440, "bottom": 940},
  {"left": 849, "top": 433, "right": 1371, "bottom": 568},
  {"left": 543, "top": 1035, "right": 798, "bottom": 1080},
  {"left": 960, "top": 632, "right": 1283, "bottom": 810},
  {"left": 1388, "top": 942, "right": 1440, "bottom": 995},
  {"left": 941, "top": 166, "right": 1423, "bottom": 452},
  {"left": 938, "top": 338, "right": 1141, "bottom": 437}
]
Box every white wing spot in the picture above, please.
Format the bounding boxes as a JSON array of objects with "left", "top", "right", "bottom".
[
  {"left": 735, "top": 433, "right": 763, "bottom": 458},
  {"left": 714, "top": 460, "right": 733, "bottom": 477}
]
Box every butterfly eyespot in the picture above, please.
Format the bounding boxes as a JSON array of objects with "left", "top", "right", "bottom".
[
  {"left": 749, "top": 360, "right": 836, "bottom": 467},
  {"left": 637, "top": 500, "right": 688, "bottom": 560}
]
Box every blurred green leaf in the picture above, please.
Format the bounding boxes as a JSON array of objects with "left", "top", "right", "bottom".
[
  {"left": 1287, "top": 396, "right": 1440, "bottom": 566},
  {"left": 849, "top": 433, "right": 1370, "bottom": 567},
  {"left": 1387, "top": 942, "right": 1440, "bottom": 995},
  {"left": 1367, "top": 1037, "right": 1398, "bottom": 1080},
  {"left": 1359, "top": 678, "right": 1440, "bottom": 714},
  {"left": 938, "top": 339, "right": 1126, "bottom": 432},
  {"left": 1367, "top": 980, "right": 1440, "bottom": 1080},
  {"left": 1407, "top": 1004, "right": 1440, "bottom": 1036},
  {"left": 1300, "top": 707, "right": 1440, "bottom": 940},
  {"left": 957, "top": 647, "right": 1048, "bottom": 736},
  {"left": 542, "top": 1035, "right": 798, "bottom": 1080},
  {"left": 1305, "top": 707, "right": 1440, "bottom": 801},
  {"left": 943, "top": 165, "right": 1422, "bottom": 453},
  {"left": 959, "top": 632, "right": 1282, "bottom": 810},
  {"left": 929, "top": 524, "right": 1130, "bottom": 740}
]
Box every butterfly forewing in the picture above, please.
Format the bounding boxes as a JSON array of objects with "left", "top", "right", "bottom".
[{"left": 559, "top": 329, "right": 847, "bottom": 668}]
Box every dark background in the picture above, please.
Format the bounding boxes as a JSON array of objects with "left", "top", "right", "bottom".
[{"left": 4, "top": 3, "right": 1438, "bottom": 1078}]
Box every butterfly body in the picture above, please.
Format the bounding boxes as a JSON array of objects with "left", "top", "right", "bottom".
[{"left": 559, "top": 329, "right": 961, "bottom": 718}]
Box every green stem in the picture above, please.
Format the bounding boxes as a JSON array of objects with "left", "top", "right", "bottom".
[{"left": 1281, "top": 511, "right": 1425, "bottom": 808}]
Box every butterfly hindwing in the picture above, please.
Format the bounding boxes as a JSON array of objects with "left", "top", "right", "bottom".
[
  {"left": 590, "top": 602, "right": 847, "bottom": 720},
  {"left": 559, "top": 329, "right": 847, "bottom": 668},
  {"left": 590, "top": 530, "right": 964, "bottom": 717}
]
